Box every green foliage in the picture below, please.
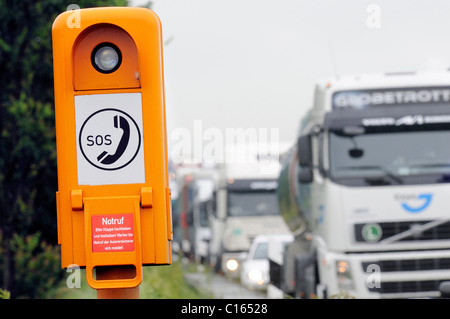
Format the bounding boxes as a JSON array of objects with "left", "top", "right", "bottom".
[
  {"left": 12, "top": 233, "right": 64, "bottom": 298},
  {"left": 140, "top": 262, "right": 211, "bottom": 299},
  {"left": 48, "top": 260, "right": 210, "bottom": 299},
  {"left": 0, "top": 289, "right": 11, "bottom": 299},
  {"left": 0, "top": 0, "right": 128, "bottom": 298},
  {"left": 1, "top": 96, "right": 57, "bottom": 238}
]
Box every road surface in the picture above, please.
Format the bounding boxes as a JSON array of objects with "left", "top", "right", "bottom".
[{"left": 184, "top": 271, "right": 267, "bottom": 299}]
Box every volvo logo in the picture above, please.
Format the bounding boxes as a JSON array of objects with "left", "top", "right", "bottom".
[
  {"left": 394, "top": 193, "right": 433, "bottom": 214},
  {"left": 409, "top": 223, "right": 425, "bottom": 239}
]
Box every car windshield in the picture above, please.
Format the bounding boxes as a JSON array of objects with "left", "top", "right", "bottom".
[
  {"left": 252, "top": 242, "right": 268, "bottom": 260},
  {"left": 228, "top": 191, "right": 279, "bottom": 217},
  {"left": 329, "top": 129, "right": 450, "bottom": 186}
]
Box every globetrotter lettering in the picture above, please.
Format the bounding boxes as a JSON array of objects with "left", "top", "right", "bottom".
[
  {"left": 333, "top": 87, "right": 450, "bottom": 109},
  {"left": 91, "top": 214, "right": 135, "bottom": 252}
]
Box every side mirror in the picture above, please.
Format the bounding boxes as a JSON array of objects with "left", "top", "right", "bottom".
[
  {"left": 298, "top": 135, "right": 312, "bottom": 167},
  {"left": 217, "top": 188, "right": 227, "bottom": 221},
  {"left": 297, "top": 134, "right": 314, "bottom": 183},
  {"left": 185, "top": 206, "right": 193, "bottom": 226}
]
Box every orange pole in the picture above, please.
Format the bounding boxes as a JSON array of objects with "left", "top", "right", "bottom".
[{"left": 96, "top": 266, "right": 140, "bottom": 299}]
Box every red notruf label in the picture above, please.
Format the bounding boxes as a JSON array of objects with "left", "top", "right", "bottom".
[{"left": 91, "top": 214, "right": 135, "bottom": 252}]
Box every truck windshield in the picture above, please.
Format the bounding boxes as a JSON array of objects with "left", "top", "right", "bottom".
[
  {"left": 329, "top": 129, "right": 450, "bottom": 186},
  {"left": 227, "top": 191, "right": 279, "bottom": 217}
]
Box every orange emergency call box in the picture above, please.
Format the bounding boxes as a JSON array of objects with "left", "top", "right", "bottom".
[{"left": 52, "top": 7, "right": 172, "bottom": 289}]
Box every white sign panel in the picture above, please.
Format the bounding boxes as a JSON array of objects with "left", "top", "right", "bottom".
[{"left": 75, "top": 93, "right": 145, "bottom": 185}]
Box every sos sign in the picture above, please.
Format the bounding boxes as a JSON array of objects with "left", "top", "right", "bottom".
[{"left": 75, "top": 93, "right": 144, "bottom": 184}]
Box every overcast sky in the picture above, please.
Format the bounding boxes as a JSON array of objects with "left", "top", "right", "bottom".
[{"left": 130, "top": 0, "right": 450, "bottom": 152}]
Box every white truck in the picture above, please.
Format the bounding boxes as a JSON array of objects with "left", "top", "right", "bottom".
[
  {"left": 276, "top": 72, "right": 450, "bottom": 298},
  {"left": 189, "top": 167, "right": 217, "bottom": 264},
  {"left": 209, "top": 144, "right": 290, "bottom": 276},
  {"left": 171, "top": 164, "right": 216, "bottom": 263}
]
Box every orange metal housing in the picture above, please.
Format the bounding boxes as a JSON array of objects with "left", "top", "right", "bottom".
[{"left": 52, "top": 7, "right": 172, "bottom": 289}]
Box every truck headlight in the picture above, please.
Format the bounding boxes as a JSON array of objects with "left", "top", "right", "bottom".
[
  {"left": 226, "top": 258, "right": 239, "bottom": 272},
  {"left": 336, "top": 260, "right": 353, "bottom": 289}
]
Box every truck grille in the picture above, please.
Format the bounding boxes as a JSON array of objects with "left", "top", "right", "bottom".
[
  {"left": 367, "top": 280, "right": 442, "bottom": 294},
  {"left": 362, "top": 258, "right": 450, "bottom": 295},
  {"left": 362, "top": 258, "right": 450, "bottom": 272},
  {"left": 354, "top": 220, "right": 450, "bottom": 242}
]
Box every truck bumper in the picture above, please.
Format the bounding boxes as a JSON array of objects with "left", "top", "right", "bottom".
[{"left": 318, "top": 248, "right": 450, "bottom": 298}]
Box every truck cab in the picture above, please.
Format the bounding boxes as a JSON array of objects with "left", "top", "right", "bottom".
[
  {"left": 280, "top": 72, "right": 450, "bottom": 298},
  {"left": 209, "top": 145, "right": 290, "bottom": 276}
]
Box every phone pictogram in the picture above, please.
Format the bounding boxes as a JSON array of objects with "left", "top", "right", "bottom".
[
  {"left": 78, "top": 106, "right": 142, "bottom": 173},
  {"left": 97, "top": 115, "right": 130, "bottom": 165}
]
